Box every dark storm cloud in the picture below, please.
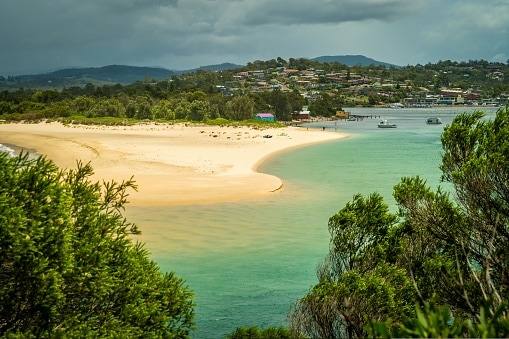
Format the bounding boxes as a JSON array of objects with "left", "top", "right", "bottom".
[
  {"left": 229, "top": 0, "right": 426, "bottom": 26},
  {"left": 0, "top": 0, "right": 507, "bottom": 75}
]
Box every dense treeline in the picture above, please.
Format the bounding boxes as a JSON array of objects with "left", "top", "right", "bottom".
[
  {"left": 1, "top": 58, "right": 507, "bottom": 124},
  {"left": 0, "top": 79, "right": 306, "bottom": 123}
]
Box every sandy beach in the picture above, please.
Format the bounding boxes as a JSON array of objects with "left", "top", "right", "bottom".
[{"left": 0, "top": 121, "right": 345, "bottom": 205}]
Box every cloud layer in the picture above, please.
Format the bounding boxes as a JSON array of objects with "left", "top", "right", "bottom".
[{"left": 1, "top": 0, "right": 508, "bottom": 75}]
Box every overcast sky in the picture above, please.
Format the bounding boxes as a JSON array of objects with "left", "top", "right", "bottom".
[{"left": 1, "top": 0, "right": 508, "bottom": 75}]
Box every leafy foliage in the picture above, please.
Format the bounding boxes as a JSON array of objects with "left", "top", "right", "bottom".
[
  {"left": 227, "top": 326, "right": 301, "bottom": 339},
  {"left": 290, "top": 107, "right": 509, "bottom": 338},
  {"left": 367, "top": 301, "right": 509, "bottom": 338},
  {"left": 0, "top": 153, "right": 195, "bottom": 337},
  {"left": 226, "top": 95, "right": 255, "bottom": 120},
  {"left": 396, "top": 108, "right": 509, "bottom": 316},
  {"left": 289, "top": 193, "right": 414, "bottom": 338}
]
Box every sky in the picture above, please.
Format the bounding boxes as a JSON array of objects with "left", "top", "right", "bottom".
[{"left": 1, "top": 0, "right": 508, "bottom": 76}]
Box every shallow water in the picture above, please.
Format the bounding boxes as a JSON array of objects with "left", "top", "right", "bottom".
[
  {"left": 77, "top": 107, "right": 502, "bottom": 337},
  {"left": 0, "top": 107, "right": 497, "bottom": 337}
]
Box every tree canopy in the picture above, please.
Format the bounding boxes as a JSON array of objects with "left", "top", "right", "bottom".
[
  {"left": 289, "top": 106, "right": 509, "bottom": 338},
  {"left": 0, "top": 153, "right": 195, "bottom": 337}
]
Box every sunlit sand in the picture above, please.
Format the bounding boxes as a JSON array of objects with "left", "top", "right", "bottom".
[{"left": 0, "top": 121, "right": 345, "bottom": 205}]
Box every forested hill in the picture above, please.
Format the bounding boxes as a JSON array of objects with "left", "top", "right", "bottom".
[
  {"left": 194, "top": 62, "right": 244, "bottom": 72},
  {"left": 312, "top": 55, "right": 398, "bottom": 68},
  {"left": 1, "top": 65, "right": 176, "bottom": 89},
  {"left": 0, "top": 63, "right": 250, "bottom": 89},
  {"left": 48, "top": 65, "right": 175, "bottom": 82},
  {"left": 0, "top": 55, "right": 397, "bottom": 90}
]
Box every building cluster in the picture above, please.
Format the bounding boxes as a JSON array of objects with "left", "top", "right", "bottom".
[
  {"left": 402, "top": 89, "right": 506, "bottom": 107},
  {"left": 221, "top": 67, "right": 508, "bottom": 108}
]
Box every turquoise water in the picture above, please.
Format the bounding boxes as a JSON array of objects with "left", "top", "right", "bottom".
[{"left": 125, "top": 106, "right": 499, "bottom": 338}]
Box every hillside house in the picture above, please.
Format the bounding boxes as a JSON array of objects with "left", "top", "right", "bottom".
[{"left": 296, "top": 110, "right": 311, "bottom": 120}]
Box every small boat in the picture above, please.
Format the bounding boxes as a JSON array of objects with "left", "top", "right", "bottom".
[
  {"left": 378, "top": 119, "right": 397, "bottom": 128},
  {"left": 389, "top": 103, "right": 404, "bottom": 109},
  {"left": 426, "top": 117, "right": 442, "bottom": 124}
]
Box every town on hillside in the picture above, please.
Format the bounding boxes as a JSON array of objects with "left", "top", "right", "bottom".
[
  {"left": 0, "top": 59, "right": 507, "bottom": 122},
  {"left": 221, "top": 63, "right": 507, "bottom": 108}
]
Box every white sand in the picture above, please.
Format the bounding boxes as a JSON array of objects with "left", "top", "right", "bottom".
[{"left": 0, "top": 121, "right": 345, "bottom": 205}]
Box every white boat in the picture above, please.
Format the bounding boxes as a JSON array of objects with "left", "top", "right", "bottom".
[
  {"left": 389, "top": 103, "right": 404, "bottom": 108},
  {"left": 378, "top": 119, "right": 397, "bottom": 128},
  {"left": 426, "top": 117, "right": 442, "bottom": 124}
]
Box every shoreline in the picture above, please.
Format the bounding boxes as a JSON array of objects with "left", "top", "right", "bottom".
[{"left": 0, "top": 121, "right": 346, "bottom": 206}]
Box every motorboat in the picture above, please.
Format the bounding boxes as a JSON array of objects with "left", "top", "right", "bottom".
[
  {"left": 378, "top": 119, "right": 397, "bottom": 128},
  {"left": 426, "top": 117, "right": 442, "bottom": 124},
  {"left": 389, "top": 103, "right": 404, "bottom": 109}
]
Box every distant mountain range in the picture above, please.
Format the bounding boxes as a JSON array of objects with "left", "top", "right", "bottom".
[
  {"left": 0, "top": 55, "right": 396, "bottom": 89},
  {"left": 194, "top": 62, "right": 244, "bottom": 72},
  {"left": 311, "top": 55, "right": 398, "bottom": 68},
  {"left": 1, "top": 65, "right": 176, "bottom": 89},
  {"left": 46, "top": 65, "right": 176, "bottom": 83}
]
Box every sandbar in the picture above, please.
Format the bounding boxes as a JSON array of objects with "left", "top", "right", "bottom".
[{"left": 0, "top": 121, "right": 345, "bottom": 205}]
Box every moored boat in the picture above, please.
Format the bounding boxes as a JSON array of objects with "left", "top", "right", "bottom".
[
  {"left": 426, "top": 117, "right": 442, "bottom": 124},
  {"left": 389, "top": 103, "right": 404, "bottom": 109},
  {"left": 378, "top": 119, "right": 397, "bottom": 128}
]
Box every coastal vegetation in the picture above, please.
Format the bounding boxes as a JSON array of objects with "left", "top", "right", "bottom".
[
  {"left": 0, "top": 58, "right": 507, "bottom": 124},
  {"left": 286, "top": 106, "right": 509, "bottom": 338},
  {"left": 2, "top": 56, "right": 509, "bottom": 337},
  {"left": 3, "top": 107, "right": 509, "bottom": 337},
  {"left": 0, "top": 154, "right": 195, "bottom": 337}
]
